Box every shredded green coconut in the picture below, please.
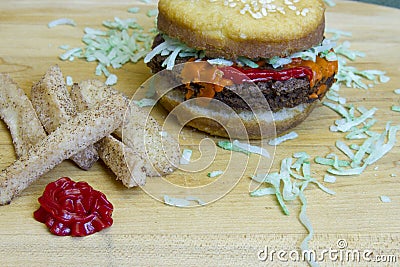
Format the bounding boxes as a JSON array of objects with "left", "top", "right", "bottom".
[
  {"left": 232, "top": 140, "right": 270, "bottom": 158},
  {"left": 250, "top": 153, "right": 334, "bottom": 266},
  {"left": 133, "top": 98, "right": 157, "bottom": 107},
  {"left": 392, "top": 106, "right": 400, "bottom": 112},
  {"left": 298, "top": 190, "right": 319, "bottom": 267},
  {"left": 323, "top": 0, "right": 336, "bottom": 7},
  {"left": 207, "top": 170, "right": 224, "bottom": 178},
  {"left": 59, "top": 48, "right": 82, "bottom": 61},
  {"left": 105, "top": 74, "right": 118, "bottom": 85},
  {"left": 144, "top": 36, "right": 337, "bottom": 70},
  {"left": 250, "top": 153, "right": 334, "bottom": 215},
  {"left": 127, "top": 7, "right": 140, "bottom": 13},
  {"left": 144, "top": 35, "right": 200, "bottom": 70},
  {"left": 217, "top": 140, "right": 250, "bottom": 155},
  {"left": 180, "top": 149, "right": 193, "bottom": 165},
  {"left": 335, "top": 52, "right": 389, "bottom": 90},
  {"left": 268, "top": 131, "right": 298, "bottom": 146},
  {"left": 57, "top": 10, "right": 157, "bottom": 84},
  {"left": 315, "top": 155, "right": 350, "bottom": 168},
  {"left": 217, "top": 140, "right": 270, "bottom": 158},
  {"left": 323, "top": 174, "right": 337, "bottom": 183},
  {"left": 146, "top": 9, "right": 158, "bottom": 17},
  {"left": 316, "top": 122, "right": 400, "bottom": 176}
]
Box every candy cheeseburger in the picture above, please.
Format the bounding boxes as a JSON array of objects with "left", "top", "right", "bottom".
[{"left": 145, "top": 0, "right": 338, "bottom": 139}]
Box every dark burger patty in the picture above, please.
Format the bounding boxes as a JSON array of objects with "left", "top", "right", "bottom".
[
  {"left": 147, "top": 34, "right": 335, "bottom": 112},
  {"left": 165, "top": 76, "right": 333, "bottom": 112},
  {"left": 214, "top": 76, "right": 334, "bottom": 112}
]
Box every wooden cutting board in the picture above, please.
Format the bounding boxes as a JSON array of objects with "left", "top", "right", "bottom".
[{"left": 0, "top": 0, "right": 399, "bottom": 265}]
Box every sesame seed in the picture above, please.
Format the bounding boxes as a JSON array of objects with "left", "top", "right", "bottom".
[
  {"left": 301, "top": 7, "right": 309, "bottom": 16},
  {"left": 277, "top": 6, "right": 285, "bottom": 14},
  {"left": 261, "top": 7, "right": 268, "bottom": 16},
  {"left": 240, "top": 33, "right": 247, "bottom": 39},
  {"left": 209, "top": 0, "right": 296, "bottom": 19},
  {"left": 251, "top": 0, "right": 260, "bottom": 11},
  {"left": 250, "top": 10, "right": 263, "bottom": 19}
]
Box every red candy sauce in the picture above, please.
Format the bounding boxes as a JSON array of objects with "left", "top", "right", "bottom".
[
  {"left": 181, "top": 56, "right": 338, "bottom": 100},
  {"left": 33, "top": 177, "right": 113, "bottom": 237}
]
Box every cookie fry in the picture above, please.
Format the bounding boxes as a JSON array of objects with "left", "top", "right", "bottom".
[
  {"left": 71, "top": 81, "right": 148, "bottom": 186},
  {"left": 31, "top": 65, "right": 99, "bottom": 170},
  {"left": 96, "top": 135, "right": 146, "bottom": 187},
  {"left": 0, "top": 94, "right": 125, "bottom": 205},
  {"left": 70, "top": 79, "right": 180, "bottom": 176},
  {"left": 0, "top": 74, "right": 46, "bottom": 157}
]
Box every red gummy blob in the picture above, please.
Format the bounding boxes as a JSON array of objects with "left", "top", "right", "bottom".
[{"left": 33, "top": 177, "right": 113, "bottom": 237}]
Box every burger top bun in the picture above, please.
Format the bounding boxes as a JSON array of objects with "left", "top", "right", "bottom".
[{"left": 157, "top": 0, "right": 326, "bottom": 59}]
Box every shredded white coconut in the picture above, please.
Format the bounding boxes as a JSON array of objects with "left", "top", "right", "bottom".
[
  {"left": 48, "top": 18, "right": 76, "bottom": 28},
  {"left": 379, "top": 195, "right": 391, "bottom": 203}
]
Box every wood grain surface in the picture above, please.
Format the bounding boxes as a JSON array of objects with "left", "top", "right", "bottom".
[{"left": 0, "top": 0, "right": 399, "bottom": 266}]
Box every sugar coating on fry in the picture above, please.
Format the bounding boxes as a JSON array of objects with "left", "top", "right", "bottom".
[
  {"left": 71, "top": 79, "right": 180, "bottom": 176},
  {"left": 31, "top": 65, "right": 99, "bottom": 170},
  {"left": 70, "top": 79, "right": 125, "bottom": 137},
  {"left": 0, "top": 74, "right": 47, "bottom": 157},
  {"left": 121, "top": 103, "right": 180, "bottom": 175},
  {"left": 0, "top": 94, "right": 126, "bottom": 205},
  {"left": 70, "top": 81, "right": 150, "bottom": 183},
  {"left": 71, "top": 81, "right": 147, "bottom": 185},
  {"left": 96, "top": 135, "right": 146, "bottom": 187}
]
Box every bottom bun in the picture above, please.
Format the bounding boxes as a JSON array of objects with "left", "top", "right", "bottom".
[{"left": 158, "top": 89, "right": 318, "bottom": 140}]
